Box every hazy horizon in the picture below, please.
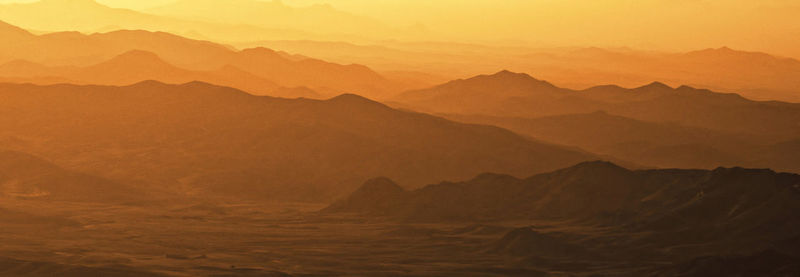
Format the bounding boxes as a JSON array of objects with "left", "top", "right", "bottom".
[{"left": 0, "top": 0, "right": 798, "bottom": 59}]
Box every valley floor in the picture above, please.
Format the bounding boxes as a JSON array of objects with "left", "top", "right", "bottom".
[{"left": 0, "top": 198, "right": 736, "bottom": 277}]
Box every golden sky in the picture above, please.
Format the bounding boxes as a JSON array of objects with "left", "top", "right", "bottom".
[{"left": 1, "top": 0, "right": 798, "bottom": 57}]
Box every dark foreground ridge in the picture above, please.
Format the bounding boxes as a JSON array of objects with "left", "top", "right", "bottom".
[
  {"left": 326, "top": 161, "right": 800, "bottom": 275},
  {"left": 327, "top": 161, "right": 800, "bottom": 224}
]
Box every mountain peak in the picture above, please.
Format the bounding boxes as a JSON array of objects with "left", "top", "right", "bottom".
[
  {"left": 559, "top": 160, "right": 631, "bottom": 175},
  {"left": 637, "top": 81, "right": 673, "bottom": 90},
  {"left": 356, "top": 177, "right": 405, "bottom": 195},
  {"left": 114, "top": 50, "right": 162, "bottom": 60},
  {"left": 717, "top": 46, "right": 734, "bottom": 52},
  {"left": 489, "top": 70, "right": 537, "bottom": 80},
  {"left": 326, "top": 93, "right": 386, "bottom": 108},
  {"left": 322, "top": 177, "right": 406, "bottom": 213},
  {"left": 101, "top": 50, "right": 174, "bottom": 68},
  {"left": 128, "top": 79, "right": 170, "bottom": 88},
  {"left": 461, "top": 70, "right": 557, "bottom": 90},
  {"left": 239, "top": 47, "right": 280, "bottom": 56}
]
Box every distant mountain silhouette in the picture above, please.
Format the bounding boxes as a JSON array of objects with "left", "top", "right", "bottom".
[
  {"left": 398, "top": 70, "right": 800, "bottom": 172},
  {"left": 521, "top": 46, "right": 800, "bottom": 103},
  {"left": 0, "top": 81, "right": 595, "bottom": 201},
  {"left": 396, "top": 71, "right": 567, "bottom": 116},
  {"left": 0, "top": 150, "right": 138, "bottom": 202},
  {"left": 226, "top": 47, "right": 393, "bottom": 97},
  {"left": 0, "top": 19, "right": 32, "bottom": 40},
  {"left": 241, "top": 41, "right": 800, "bottom": 102},
  {"left": 398, "top": 71, "right": 800, "bottom": 140},
  {"left": 0, "top": 0, "right": 317, "bottom": 43},
  {"left": 0, "top": 51, "right": 327, "bottom": 98},
  {"left": 73, "top": 50, "right": 201, "bottom": 85},
  {"left": 0, "top": 20, "right": 405, "bottom": 98},
  {"left": 672, "top": 47, "right": 800, "bottom": 102}
]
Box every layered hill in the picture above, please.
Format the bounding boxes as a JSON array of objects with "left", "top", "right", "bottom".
[
  {"left": 445, "top": 112, "right": 784, "bottom": 171},
  {"left": 519, "top": 47, "right": 800, "bottom": 103},
  {"left": 328, "top": 161, "right": 800, "bottom": 265},
  {"left": 0, "top": 20, "right": 402, "bottom": 98},
  {"left": 0, "top": 150, "right": 138, "bottom": 202},
  {"left": 397, "top": 71, "right": 800, "bottom": 172},
  {"left": 0, "top": 51, "right": 323, "bottom": 99},
  {"left": 397, "top": 70, "right": 800, "bottom": 139},
  {"left": 327, "top": 161, "right": 800, "bottom": 230},
  {"left": 0, "top": 0, "right": 321, "bottom": 43},
  {"left": 243, "top": 41, "right": 800, "bottom": 103},
  {"left": 0, "top": 81, "right": 595, "bottom": 201}
]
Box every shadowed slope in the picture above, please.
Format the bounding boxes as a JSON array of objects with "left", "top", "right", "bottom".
[
  {"left": 327, "top": 161, "right": 800, "bottom": 227},
  {"left": 329, "top": 161, "right": 800, "bottom": 267}
]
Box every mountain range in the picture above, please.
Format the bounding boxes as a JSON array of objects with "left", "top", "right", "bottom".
[
  {"left": 327, "top": 161, "right": 800, "bottom": 269},
  {"left": 326, "top": 161, "right": 800, "bottom": 225},
  {"left": 3, "top": 1, "right": 800, "bottom": 103},
  {"left": 397, "top": 71, "right": 800, "bottom": 139},
  {"left": 0, "top": 20, "right": 407, "bottom": 98},
  {"left": 396, "top": 70, "right": 800, "bottom": 173},
  {"left": 0, "top": 0, "right": 331, "bottom": 42},
  {"left": 0, "top": 50, "right": 326, "bottom": 98},
  {"left": 0, "top": 81, "right": 596, "bottom": 201},
  {"left": 246, "top": 40, "right": 800, "bottom": 103}
]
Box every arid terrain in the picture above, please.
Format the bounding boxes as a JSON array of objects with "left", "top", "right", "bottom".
[
  {"left": 1, "top": 0, "right": 799, "bottom": 276},
  {"left": 1, "top": 161, "right": 799, "bottom": 276}
]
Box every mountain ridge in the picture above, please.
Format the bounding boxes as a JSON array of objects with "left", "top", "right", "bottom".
[
  {"left": 398, "top": 70, "right": 800, "bottom": 141},
  {"left": 0, "top": 81, "right": 597, "bottom": 201},
  {"left": 326, "top": 160, "right": 800, "bottom": 224}
]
